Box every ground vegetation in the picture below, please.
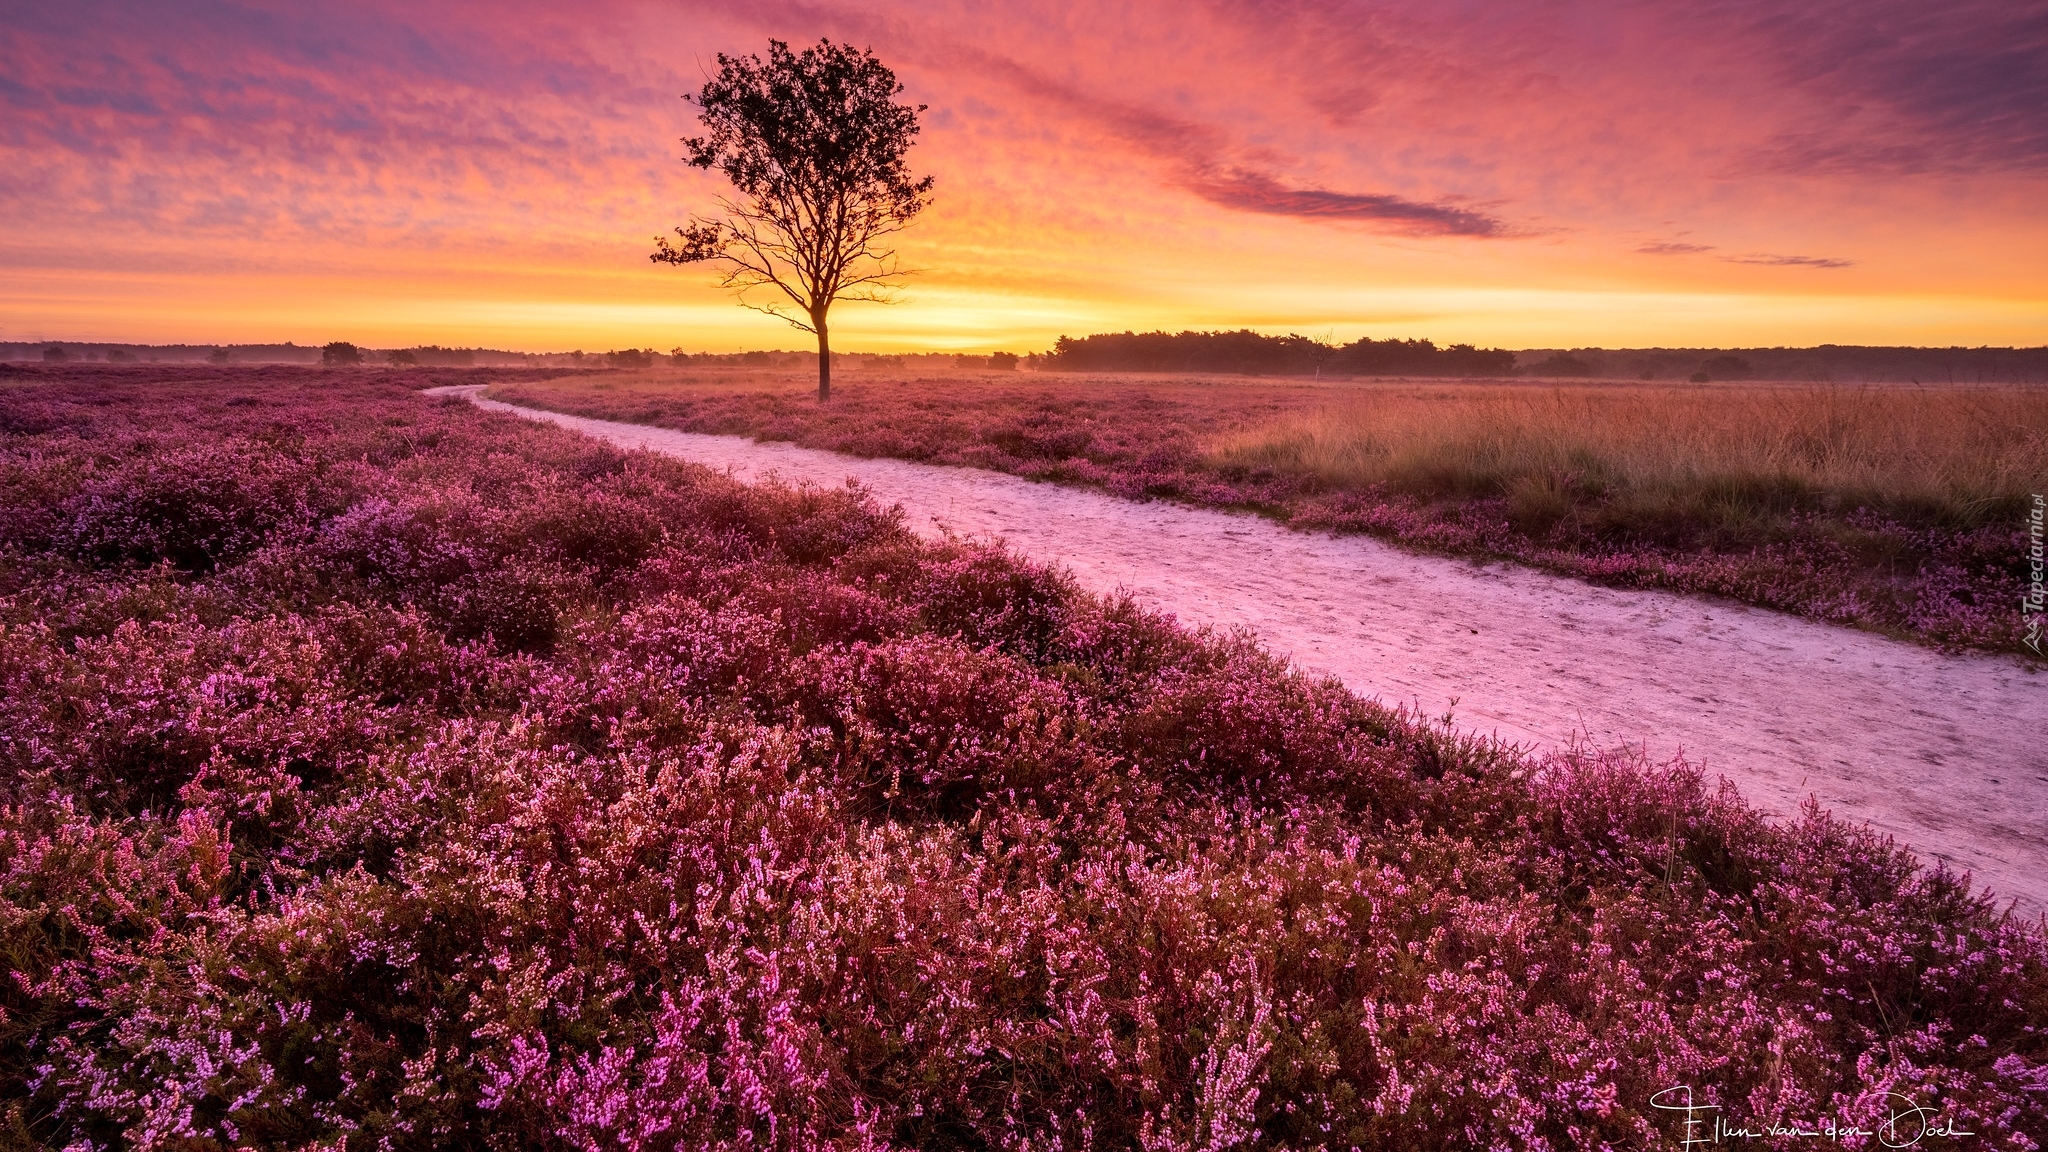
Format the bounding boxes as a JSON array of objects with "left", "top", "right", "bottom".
[{"left": 2, "top": 365, "right": 2043, "bottom": 1147}]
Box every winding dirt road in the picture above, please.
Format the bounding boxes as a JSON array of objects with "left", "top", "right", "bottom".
[{"left": 431, "top": 385, "right": 2048, "bottom": 914}]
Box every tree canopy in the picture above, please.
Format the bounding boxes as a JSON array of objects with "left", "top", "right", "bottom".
[{"left": 321, "top": 341, "right": 364, "bottom": 367}]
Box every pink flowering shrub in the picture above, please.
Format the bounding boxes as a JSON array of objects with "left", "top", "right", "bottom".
[{"left": 1, "top": 366, "right": 2044, "bottom": 1151}]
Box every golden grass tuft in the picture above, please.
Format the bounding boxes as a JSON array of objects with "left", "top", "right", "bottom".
[{"left": 1204, "top": 382, "right": 2048, "bottom": 539}]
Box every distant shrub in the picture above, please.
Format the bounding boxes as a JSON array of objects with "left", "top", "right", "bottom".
[
  {"left": 989, "top": 351, "right": 1020, "bottom": 370},
  {"left": 606, "top": 348, "right": 654, "bottom": 369},
  {"left": 386, "top": 348, "right": 418, "bottom": 366},
  {"left": 41, "top": 346, "right": 67, "bottom": 363},
  {"left": 208, "top": 347, "right": 232, "bottom": 363},
  {"left": 322, "top": 341, "right": 365, "bottom": 366}
]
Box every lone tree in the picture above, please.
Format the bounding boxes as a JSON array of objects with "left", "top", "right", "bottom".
[
  {"left": 653, "top": 39, "right": 933, "bottom": 402},
  {"left": 321, "top": 341, "right": 364, "bottom": 367}
]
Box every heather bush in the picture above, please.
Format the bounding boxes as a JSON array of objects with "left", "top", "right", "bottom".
[{"left": 1, "top": 367, "right": 2043, "bottom": 1151}]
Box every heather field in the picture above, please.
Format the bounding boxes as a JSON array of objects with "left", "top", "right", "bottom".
[
  {"left": 490, "top": 370, "right": 2046, "bottom": 656},
  {"left": 3, "top": 364, "right": 2047, "bottom": 1151}
]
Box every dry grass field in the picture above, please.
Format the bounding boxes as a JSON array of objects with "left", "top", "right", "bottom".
[
  {"left": 490, "top": 369, "right": 2045, "bottom": 655},
  {"left": 1207, "top": 381, "right": 2046, "bottom": 542}
]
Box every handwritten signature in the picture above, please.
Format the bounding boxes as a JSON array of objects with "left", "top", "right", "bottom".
[{"left": 1651, "top": 1086, "right": 1974, "bottom": 1148}]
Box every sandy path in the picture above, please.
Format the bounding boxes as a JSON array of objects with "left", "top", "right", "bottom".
[{"left": 431, "top": 385, "right": 2048, "bottom": 913}]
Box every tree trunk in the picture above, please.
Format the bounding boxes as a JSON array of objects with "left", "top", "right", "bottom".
[{"left": 815, "top": 314, "right": 831, "bottom": 403}]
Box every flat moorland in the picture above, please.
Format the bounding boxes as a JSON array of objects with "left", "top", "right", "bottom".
[
  {"left": 2, "top": 364, "right": 2043, "bottom": 1148},
  {"left": 491, "top": 369, "right": 2047, "bottom": 656}
]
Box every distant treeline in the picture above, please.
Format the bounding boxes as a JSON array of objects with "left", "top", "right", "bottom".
[
  {"left": 1511, "top": 345, "right": 2048, "bottom": 384},
  {"left": 11, "top": 337, "right": 2046, "bottom": 382},
  {"left": 0, "top": 343, "right": 1025, "bottom": 372},
  {"left": 1027, "top": 331, "right": 2048, "bottom": 382},
  {"left": 1, "top": 342, "right": 325, "bottom": 365},
  {"left": 0, "top": 342, "right": 535, "bottom": 367},
  {"left": 1035, "top": 330, "right": 1517, "bottom": 377}
]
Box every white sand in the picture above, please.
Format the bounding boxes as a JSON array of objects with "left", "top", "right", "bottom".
[{"left": 431, "top": 385, "right": 2048, "bottom": 914}]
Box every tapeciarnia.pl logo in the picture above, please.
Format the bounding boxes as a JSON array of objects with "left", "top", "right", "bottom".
[{"left": 2025, "top": 494, "right": 2044, "bottom": 656}]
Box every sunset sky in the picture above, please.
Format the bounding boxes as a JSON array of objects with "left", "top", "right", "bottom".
[{"left": 3, "top": 0, "right": 2044, "bottom": 353}]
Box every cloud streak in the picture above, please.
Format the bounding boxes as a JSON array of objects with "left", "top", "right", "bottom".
[
  {"left": 1185, "top": 171, "right": 1505, "bottom": 237},
  {"left": 897, "top": 36, "right": 1514, "bottom": 237},
  {"left": 1721, "top": 253, "right": 1856, "bottom": 269}
]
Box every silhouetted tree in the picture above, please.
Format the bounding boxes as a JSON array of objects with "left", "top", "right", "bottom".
[
  {"left": 322, "top": 342, "right": 364, "bottom": 366},
  {"left": 653, "top": 39, "right": 933, "bottom": 402}
]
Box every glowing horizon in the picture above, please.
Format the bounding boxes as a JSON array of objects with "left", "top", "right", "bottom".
[{"left": 4, "top": 0, "right": 2044, "bottom": 353}]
